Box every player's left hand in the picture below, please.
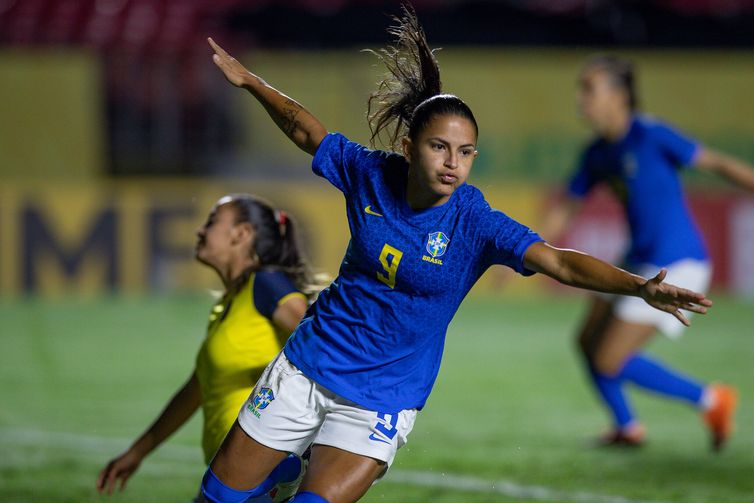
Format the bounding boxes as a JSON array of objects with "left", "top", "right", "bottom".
[
  {"left": 208, "top": 37, "right": 254, "bottom": 88},
  {"left": 639, "top": 269, "right": 713, "bottom": 326}
]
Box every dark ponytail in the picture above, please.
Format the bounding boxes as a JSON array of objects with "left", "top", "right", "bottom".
[
  {"left": 226, "top": 194, "right": 325, "bottom": 299},
  {"left": 366, "top": 5, "right": 477, "bottom": 151},
  {"left": 584, "top": 54, "right": 638, "bottom": 111}
]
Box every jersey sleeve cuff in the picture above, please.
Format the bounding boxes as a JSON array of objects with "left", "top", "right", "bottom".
[
  {"left": 514, "top": 234, "right": 545, "bottom": 276},
  {"left": 277, "top": 292, "right": 307, "bottom": 307}
]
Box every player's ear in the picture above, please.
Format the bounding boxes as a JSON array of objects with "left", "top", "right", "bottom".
[
  {"left": 401, "top": 136, "right": 412, "bottom": 163},
  {"left": 232, "top": 221, "right": 253, "bottom": 247}
]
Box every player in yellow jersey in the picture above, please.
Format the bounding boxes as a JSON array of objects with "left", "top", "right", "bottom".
[{"left": 97, "top": 194, "right": 322, "bottom": 501}]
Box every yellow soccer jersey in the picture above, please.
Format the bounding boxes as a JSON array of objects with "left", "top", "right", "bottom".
[{"left": 195, "top": 270, "right": 305, "bottom": 462}]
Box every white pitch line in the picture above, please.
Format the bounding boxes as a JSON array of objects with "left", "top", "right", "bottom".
[
  {"left": 0, "top": 426, "right": 198, "bottom": 460},
  {"left": 385, "top": 470, "right": 668, "bottom": 503},
  {"left": 0, "top": 427, "right": 668, "bottom": 503}
]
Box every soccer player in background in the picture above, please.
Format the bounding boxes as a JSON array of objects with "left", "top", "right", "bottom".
[
  {"left": 541, "top": 54, "right": 754, "bottom": 450},
  {"left": 199, "top": 8, "right": 712, "bottom": 503},
  {"left": 97, "top": 194, "right": 322, "bottom": 501}
]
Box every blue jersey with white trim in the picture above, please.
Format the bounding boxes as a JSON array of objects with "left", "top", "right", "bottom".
[
  {"left": 568, "top": 115, "right": 708, "bottom": 267},
  {"left": 284, "top": 132, "right": 543, "bottom": 412}
]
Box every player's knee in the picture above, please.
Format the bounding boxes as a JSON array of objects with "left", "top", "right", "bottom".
[
  {"left": 290, "top": 491, "right": 330, "bottom": 502},
  {"left": 577, "top": 329, "right": 601, "bottom": 362},
  {"left": 592, "top": 352, "right": 622, "bottom": 377},
  {"left": 200, "top": 467, "right": 266, "bottom": 503}
]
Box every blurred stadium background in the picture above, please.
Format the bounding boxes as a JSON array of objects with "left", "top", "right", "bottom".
[{"left": 1, "top": 1, "right": 753, "bottom": 501}]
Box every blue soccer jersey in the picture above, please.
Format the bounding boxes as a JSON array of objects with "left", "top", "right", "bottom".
[
  {"left": 284, "top": 132, "right": 543, "bottom": 412},
  {"left": 568, "top": 115, "right": 708, "bottom": 267}
]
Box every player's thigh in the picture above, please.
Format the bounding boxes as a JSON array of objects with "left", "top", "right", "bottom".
[
  {"left": 298, "top": 444, "right": 385, "bottom": 503},
  {"left": 300, "top": 391, "right": 416, "bottom": 501},
  {"left": 211, "top": 351, "right": 322, "bottom": 490},
  {"left": 314, "top": 396, "right": 416, "bottom": 470},
  {"left": 592, "top": 316, "right": 656, "bottom": 375},
  {"left": 209, "top": 420, "right": 290, "bottom": 490},
  {"left": 576, "top": 295, "right": 614, "bottom": 357}
]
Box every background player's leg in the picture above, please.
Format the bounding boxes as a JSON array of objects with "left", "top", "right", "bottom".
[
  {"left": 591, "top": 317, "right": 656, "bottom": 377},
  {"left": 590, "top": 315, "right": 737, "bottom": 450},
  {"left": 293, "top": 444, "right": 386, "bottom": 503},
  {"left": 616, "top": 353, "right": 705, "bottom": 404},
  {"left": 575, "top": 296, "right": 613, "bottom": 357},
  {"left": 587, "top": 317, "right": 656, "bottom": 436},
  {"left": 575, "top": 298, "right": 639, "bottom": 431},
  {"left": 594, "top": 318, "right": 704, "bottom": 406}
]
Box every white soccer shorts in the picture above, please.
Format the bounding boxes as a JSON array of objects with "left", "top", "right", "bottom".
[
  {"left": 606, "top": 259, "right": 712, "bottom": 338},
  {"left": 237, "top": 351, "right": 417, "bottom": 467}
]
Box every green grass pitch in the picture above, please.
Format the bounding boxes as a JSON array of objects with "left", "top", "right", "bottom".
[{"left": 1, "top": 293, "right": 752, "bottom": 502}]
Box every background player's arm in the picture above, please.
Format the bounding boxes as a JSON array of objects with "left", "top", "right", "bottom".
[
  {"left": 272, "top": 295, "right": 308, "bottom": 334},
  {"left": 523, "top": 242, "right": 711, "bottom": 326},
  {"left": 694, "top": 148, "right": 754, "bottom": 192},
  {"left": 208, "top": 37, "right": 327, "bottom": 156},
  {"left": 96, "top": 372, "right": 201, "bottom": 494}
]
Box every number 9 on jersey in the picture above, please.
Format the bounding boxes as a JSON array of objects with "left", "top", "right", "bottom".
[{"left": 377, "top": 244, "right": 403, "bottom": 289}]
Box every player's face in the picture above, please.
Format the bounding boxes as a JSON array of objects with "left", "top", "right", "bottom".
[
  {"left": 195, "top": 201, "right": 252, "bottom": 270},
  {"left": 578, "top": 68, "right": 626, "bottom": 131},
  {"left": 403, "top": 114, "right": 478, "bottom": 206}
]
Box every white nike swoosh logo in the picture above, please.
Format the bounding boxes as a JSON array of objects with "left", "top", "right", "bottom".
[
  {"left": 364, "top": 205, "right": 383, "bottom": 217},
  {"left": 369, "top": 433, "right": 391, "bottom": 444}
]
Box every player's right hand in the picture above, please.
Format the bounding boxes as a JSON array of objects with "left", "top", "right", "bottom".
[
  {"left": 208, "top": 37, "right": 254, "bottom": 88},
  {"left": 638, "top": 268, "right": 713, "bottom": 326},
  {"left": 96, "top": 449, "right": 143, "bottom": 495}
]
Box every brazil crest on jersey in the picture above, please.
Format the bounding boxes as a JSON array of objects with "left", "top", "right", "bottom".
[
  {"left": 284, "top": 133, "right": 543, "bottom": 412},
  {"left": 568, "top": 115, "right": 708, "bottom": 267}
]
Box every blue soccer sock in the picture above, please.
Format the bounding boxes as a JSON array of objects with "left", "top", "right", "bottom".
[
  {"left": 589, "top": 365, "right": 635, "bottom": 428},
  {"left": 201, "top": 466, "right": 265, "bottom": 503},
  {"left": 269, "top": 454, "right": 303, "bottom": 486},
  {"left": 620, "top": 353, "right": 704, "bottom": 407},
  {"left": 201, "top": 454, "right": 302, "bottom": 503}
]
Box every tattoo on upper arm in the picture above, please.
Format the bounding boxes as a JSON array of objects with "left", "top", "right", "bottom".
[
  {"left": 281, "top": 109, "right": 300, "bottom": 136},
  {"left": 284, "top": 98, "right": 303, "bottom": 110}
]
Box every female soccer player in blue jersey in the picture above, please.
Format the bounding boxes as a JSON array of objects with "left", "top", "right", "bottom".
[
  {"left": 542, "top": 54, "right": 754, "bottom": 450},
  {"left": 200, "top": 9, "right": 712, "bottom": 503},
  {"left": 97, "top": 194, "right": 318, "bottom": 501}
]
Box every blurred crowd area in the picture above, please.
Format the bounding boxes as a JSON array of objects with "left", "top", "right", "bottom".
[
  {"left": 1, "top": 1, "right": 753, "bottom": 297},
  {"left": 1, "top": 0, "right": 753, "bottom": 177}
]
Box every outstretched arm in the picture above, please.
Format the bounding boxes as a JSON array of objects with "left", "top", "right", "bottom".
[
  {"left": 523, "top": 242, "right": 712, "bottom": 326},
  {"left": 96, "top": 372, "right": 201, "bottom": 494},
  {"left": 208, "top": 37, "right": 327, "bottom": 156},
  {"left": 695, "top": 148, "right": 754, "bottom": 193}
]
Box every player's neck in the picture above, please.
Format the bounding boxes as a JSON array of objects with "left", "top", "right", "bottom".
[
  {"left": 601, "top": 110, "right": 632, "bottom": 143},
  {"left": 406, "top": 172, "right": 449, "bottom": 210},
  {"left": 222, "top": 258, "right": 257, "bottom": 289}
]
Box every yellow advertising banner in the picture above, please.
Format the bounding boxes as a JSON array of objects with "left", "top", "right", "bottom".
[{"left": 0, "top": 179, "right": 543, "bottom": 297}]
